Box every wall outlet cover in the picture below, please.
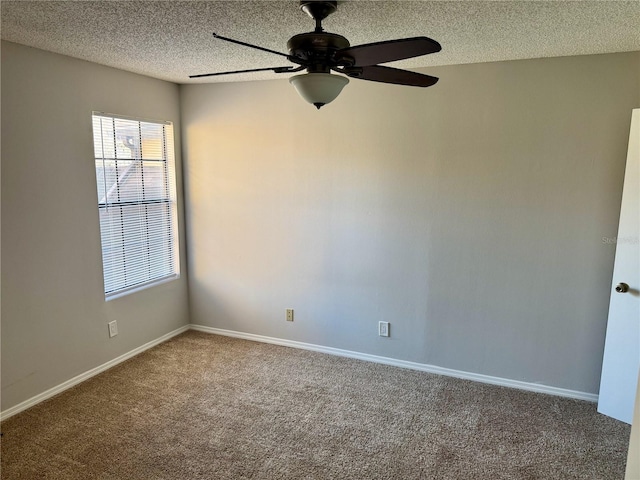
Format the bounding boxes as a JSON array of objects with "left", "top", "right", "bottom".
[
  {"left": 379, "top": 321, "right": 390, "bottom": 337},
  {"left": 108, "top": 320, "right": 118, "bottom": 338}
]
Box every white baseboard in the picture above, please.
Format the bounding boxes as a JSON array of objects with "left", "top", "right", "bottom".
[
  {"left": 1, "top": 323, "right": 597, "bottom": 422},
  {"left": 0, "top": 325, "right": 190, "bottom": 421},
  {"left": 190, "top": 324, "right": 599, "bottom": 403}
]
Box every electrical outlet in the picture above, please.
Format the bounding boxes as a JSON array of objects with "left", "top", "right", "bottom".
[
  {"left": 379, "top": 321, "right": 390, "bottom": 337},
  {"left": 286, "top": 309, "right": 294, "bottom": 322},
  {"left": 108, "top": 320, "right": 118, "bottom": 338}
]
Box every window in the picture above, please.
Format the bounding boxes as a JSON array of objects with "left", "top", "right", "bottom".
[{"left": 92, "top": 113, "right": 179, "bottom": 299}]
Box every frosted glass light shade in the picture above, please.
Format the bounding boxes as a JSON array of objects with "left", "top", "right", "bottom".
[{"left": 289, "top": 73, "right": 349, "bottom": 109}]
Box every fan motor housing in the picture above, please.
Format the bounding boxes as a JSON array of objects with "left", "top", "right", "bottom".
[{"left": 287, "top": 32, "right": 350, "bottom": 64}]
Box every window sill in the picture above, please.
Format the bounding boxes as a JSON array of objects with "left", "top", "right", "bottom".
[{"left": 105, "top": 274, "right": 180, "bottom": 301}]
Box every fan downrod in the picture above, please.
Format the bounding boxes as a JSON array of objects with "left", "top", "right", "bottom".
[{"left": 300, "top": 1, "right": 337, "bottom": 31}]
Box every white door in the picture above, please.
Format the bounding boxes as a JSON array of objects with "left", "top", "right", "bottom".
[{"left": 598, "top": 109, "right": 640, "bottom": 424}]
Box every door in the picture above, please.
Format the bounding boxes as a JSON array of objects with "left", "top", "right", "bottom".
[{"left": 598, "top": 109, "right": 640, "bottom": 424}]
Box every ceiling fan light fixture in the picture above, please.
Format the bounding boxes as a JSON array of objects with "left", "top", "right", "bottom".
[{"left": 289, "top": 73, "right": 349, "bottom": 109}]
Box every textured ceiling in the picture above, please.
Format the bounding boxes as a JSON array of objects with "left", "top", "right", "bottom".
[{"left": 2, "top": 1, "right": 640, "bottom": 84}]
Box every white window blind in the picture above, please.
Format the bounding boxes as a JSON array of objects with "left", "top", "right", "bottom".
[{"left": 92, "top": 113, "right": 179, "bottom": 299}]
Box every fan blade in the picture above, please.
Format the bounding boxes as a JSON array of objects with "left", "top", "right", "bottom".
[
  {"left": 344, "top": 65, "right": 438, "bottom": 87},
  {"left": 190, "top": 66, "right": 302, "bottom": 79},
  {"left": 337, "top": 37, "right": 441, "bottom": 67},
  {"left": 212, "top": 33, "right": 290, "bottom": 59}
]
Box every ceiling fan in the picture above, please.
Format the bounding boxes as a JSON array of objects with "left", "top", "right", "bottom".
[{"left": 190, "top": 0, "right": 441, "bottom": 109}]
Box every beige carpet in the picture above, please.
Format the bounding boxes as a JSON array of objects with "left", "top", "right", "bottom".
[{"left": 0, "top": 331, "right": 630, "bottom": 479}]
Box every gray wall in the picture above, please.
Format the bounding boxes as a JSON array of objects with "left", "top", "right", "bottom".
[
  {"left": 2, "top": 42, "right": 638, "bottom": 410},
  {"left": 181, "top": 52, "right": 640, "bottom": 395},
  {"left": 1, "top": 42, "right": 190, "bottom": 410}
]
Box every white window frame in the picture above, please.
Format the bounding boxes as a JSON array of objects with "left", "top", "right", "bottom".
[{"left": 92, "top": 112, "right": 180, "bottom": 300}]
